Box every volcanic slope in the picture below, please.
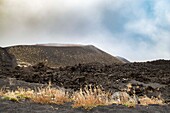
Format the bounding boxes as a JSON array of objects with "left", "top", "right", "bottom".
[
  {"left": 116, "top": 56, "right": 130, "bottom": 63},
  {"left": 5, "top": 45, "right": 123, "bottom": 67},
  {"left": 0, "top": 47, "right": 16, "bottom": 68}
]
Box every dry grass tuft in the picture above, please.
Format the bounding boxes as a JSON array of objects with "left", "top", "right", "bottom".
[
  {"left": 139, "top": 96, "right": 164, "bottom": 106},
  {"left": 72, "top": 85, "right": 114, "bottom": 110},
  {"left": 31, "top": 86, "right": 70, "bottom": 104},
  {"left": 0, "top": 84, "right": 165, "bottom": 109},
  {"left": 0, "top": 89, "right": 4, "bottom": 96},
  {"left": 0, "top": 86, "right": 70, "bottom": 104},
  {"left": 0, "top": 87, "right": 33, "bottom": 101},
  {"left": 112, "top": 92, "right": 137, "bottom": 107}
]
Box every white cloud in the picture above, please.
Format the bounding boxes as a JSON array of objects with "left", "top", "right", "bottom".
[
  {"left": 0, "top": 0, "right": 170, "bottom": 61},
  {"left": 122, "top": 0, "right": 170, "bottom": 61}
]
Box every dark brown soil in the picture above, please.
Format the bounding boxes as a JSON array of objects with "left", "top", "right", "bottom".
[{"left": 0, "top": 99, "right": 170, "bottom": 113}]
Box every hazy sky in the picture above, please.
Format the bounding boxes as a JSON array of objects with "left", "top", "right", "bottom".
[{"left": 0, "top": 0, "right": 170, "bottom": 61}]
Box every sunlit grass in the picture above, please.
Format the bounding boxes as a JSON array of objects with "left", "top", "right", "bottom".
[
  {"left": 31, "top": 86, "right": 70, "bottom": 104},
  {"left": 0, "top": 85, "right": 70, "bottom": 105},
  {"left": 0, "top": 84, "right": 165, "bottom": 110},
  {"left": 0, "top": 87, "right": 33, "bottom": 101},
  {"left": 72, "top": 85, "right": 114, "bottom": 110},
  {"left": 139, "top": 96, "right": 164, "bottom": 106}
]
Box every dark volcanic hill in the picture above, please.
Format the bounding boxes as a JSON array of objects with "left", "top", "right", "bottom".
[
  {"left": 0, "top": 47, "right": 16, "bottom": 68},
  {"left": 5, "top": 45, "right": 123, "bottom": 67}
]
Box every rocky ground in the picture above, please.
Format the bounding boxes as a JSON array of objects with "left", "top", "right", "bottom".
[{"left": 0, "top": 60, "right": 170, "bottom": 113}]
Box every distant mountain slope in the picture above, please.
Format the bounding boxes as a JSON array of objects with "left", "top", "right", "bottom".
[
  {"left": 5, "top": 45, "right": 123, "bottom": 67},
  {"left": 116, "top": 56, "right": 130, "bottom": 63},
  {"left": 36, "top": 43, "right": 83, "bottom": 47}
]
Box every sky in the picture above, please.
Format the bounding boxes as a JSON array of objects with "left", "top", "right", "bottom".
[{"left": 0, "top": 0, "right": 170, "bottom": 61}]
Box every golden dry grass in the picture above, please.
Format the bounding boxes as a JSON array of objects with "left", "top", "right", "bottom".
[
  {"left": 0, "top": 86, "right": 70, "bottom": 104},
  {"left": 31, "top": 86, "right": 70, "bottom": 104},
  {"left": 139, "top": 96, "right": 164, "bottom": 106},
  {"left": 0, "top": 88, "right": 4, "bottom": 95},
  {"left": 125, "top": 83, "right": 164, "bottom": 106},
  {"left": 0, "top": 88, "right": 33, "bottom": 101},
  {"left": 72, "top": 85, "right": 114, "bottom": 109},
  {"left": 112, "top": 92, "right": 137, "bottom": 107},
  {"left": 0, "top": 85, "right": 165, "bottom": 109}
]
